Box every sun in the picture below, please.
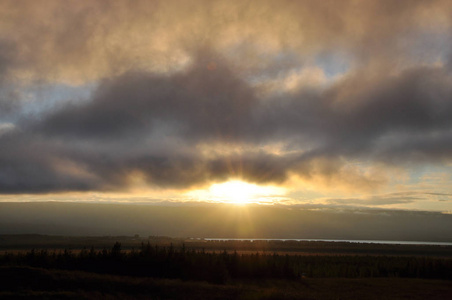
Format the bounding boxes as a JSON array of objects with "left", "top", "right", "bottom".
[
  {"left": 185, "top": 179, "right": 286, "bottom": 205},
  {"left": 209, "top": 180, "right": 259, "bottom": 204},
  {"left": 206, "top": 180, "right": 284, "bottom": 205}
]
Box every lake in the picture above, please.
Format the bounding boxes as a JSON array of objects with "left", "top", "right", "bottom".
[{"left": 202, "top": 238, "right": 452, "bottom": 246}]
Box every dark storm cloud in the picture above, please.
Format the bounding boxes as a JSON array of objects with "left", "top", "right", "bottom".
[
  {"left": 0, "top": 52, "right": 292, "bottom": 194},
  {"left": 38, "top": 52, "right": 256, "bottom": 141},
  {"left": 0, "top": 133, "right": 292, "bottom": 193},
  {"left": 1, "top": 53, "right": 452, "bottom": 193},
  {"left": 313, "top": 67, "right": 451, "bottom": 160},
  {"left": 118, "top": 151, "right": 291, "bottom": 188},
  {"left": 37, "top": 57, "right": 452, "bottom": 154},
  {"left": 236, "top": 64, "right": 452, "bottom": 185},
  {"left": 0, "top": 131, "right": 104, "bottom": 193}
]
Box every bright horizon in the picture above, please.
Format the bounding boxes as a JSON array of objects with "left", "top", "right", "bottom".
[{"left": 1, "top": 202, "right": 451, "bottom": 242}]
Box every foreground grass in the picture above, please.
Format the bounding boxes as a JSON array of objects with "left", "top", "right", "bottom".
[{"left": 1, "top": 266, "right": 451, "bottom": 300}]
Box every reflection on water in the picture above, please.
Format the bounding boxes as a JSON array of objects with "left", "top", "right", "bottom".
[{"left": 202, "top": 238, "right": 452, "bottom": 246}]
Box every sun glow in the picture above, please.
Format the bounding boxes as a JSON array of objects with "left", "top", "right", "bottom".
[{"left": 188, "top": 180, "right": 286, "bottom": 205}]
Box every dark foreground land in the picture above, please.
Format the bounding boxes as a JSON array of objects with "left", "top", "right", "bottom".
[
  {"left": 1, "top": 235, "right": 451, "bottom": 299},
  {"left": 1, "top": 266, "right": 451, "bottom": 300}
]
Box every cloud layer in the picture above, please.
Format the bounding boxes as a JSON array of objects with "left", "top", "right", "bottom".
[{"left": 0, "top": 0, "right": 452, "bottom": 207}]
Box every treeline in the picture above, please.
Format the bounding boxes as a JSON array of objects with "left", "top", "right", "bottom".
[
  {"left": 187, "top": 240, "right": 452, "bottom": 257},
  {"left": 1, "top": 243, "right": 451, "bottom": 284},
  {"left": 3, "top": 235, "right": 452, "bottom": 258}
]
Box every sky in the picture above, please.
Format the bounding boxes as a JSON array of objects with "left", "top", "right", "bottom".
[{"left": 1, "top": 0, "right": 452, "bottom": 213}]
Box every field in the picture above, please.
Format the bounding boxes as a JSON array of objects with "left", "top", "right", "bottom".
[
  {"left": 1, "top": 235, "right": 451, "bottom": 299},
  {"left": 1, "top": 266, "right": 451, "bottom": 300}
]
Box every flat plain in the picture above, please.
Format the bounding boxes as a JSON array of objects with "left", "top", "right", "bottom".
[{"left": 1, "top": 235, "right": 451, "bottom": 299}]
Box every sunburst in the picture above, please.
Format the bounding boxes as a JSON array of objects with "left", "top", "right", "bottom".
[{"left": 205, "top": 180, "right": 284, "bottom": 205}]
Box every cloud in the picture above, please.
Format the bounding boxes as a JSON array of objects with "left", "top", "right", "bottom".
[
  {"left": 0, "top": 0, "right": 450, "bottom": 83},
  {"left": 37, "top": 50, "right": 256, "bottom": 141},
  {"left": 0, "top": 41, "right": 23, "bottom": 116},
  {"left": 0, "top": 1, "right": 452, "bottom": 197},
  {"left": 2, "top": 51, "right": 452, "bottom": 193},
  {"left": 324, "top": 194, "right": 423, "bottom": 207}
]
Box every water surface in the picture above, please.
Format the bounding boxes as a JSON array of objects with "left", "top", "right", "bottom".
[{"left": 203, "top": 238, "right": 452, "bottom": 246}]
